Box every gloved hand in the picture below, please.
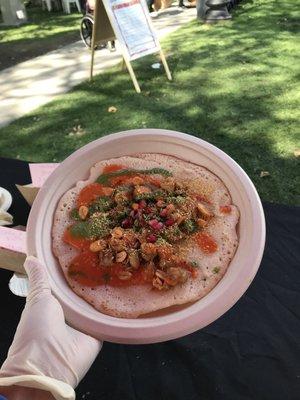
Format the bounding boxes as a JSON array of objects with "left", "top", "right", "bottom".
[{"left": 0, "top": 256, "right": 102, "bottom": 400}]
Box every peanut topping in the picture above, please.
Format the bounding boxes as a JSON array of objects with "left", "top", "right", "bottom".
[
  {"left": 78, "top": 205, "right": 89, "bottom": 220},
  {"left": 115, "top": 251, "right": 127, "bottom": 263},
  {"left": 89, "top": 239, "right": 107, "bottom": 252}
]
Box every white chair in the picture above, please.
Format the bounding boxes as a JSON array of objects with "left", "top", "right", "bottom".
[{"left": 62, "top": 0, "right": 81, "bottom": 13}]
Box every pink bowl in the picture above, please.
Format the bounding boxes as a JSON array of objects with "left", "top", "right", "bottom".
[{"left": 27, "top": 129, "right": 265, "bottom": 344}]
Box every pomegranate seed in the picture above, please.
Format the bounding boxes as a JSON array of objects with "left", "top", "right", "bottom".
[
  {"left": 156, "top": 222, "right": 164, "bottom": 230},
  {"left": 122, "top": 217, "right": 133, "bottom": 228},
  {"left": 160, "top": 209, "right": 168, "bottom": 217},
  {"left": 149, "top": 219, "right": 159, "bottom": 228},
  {"left": 149, "top": 219, "right": 164, "bottom": 230},
  {"left": 139, "top": 200, "right": 147, "bottom": 209},
  {"left": 130, "top": 210, "right": 136, "bottom": 218},
  {"left": 147, "top": 234, "right": 157, "bottom": 243},
  {"left": 165, "top": 219, "right": 175, "bottom": 226}
]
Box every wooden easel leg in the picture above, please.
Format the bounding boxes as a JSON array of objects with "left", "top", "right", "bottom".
[
  {"left": 90, "top": 47, "right": 95, "bottom": 81},
  {"left": 123, "top": 57, "right": 141, "bottom": 93},
  {"left": 159, "top": 50, "right": 172, "bottom": 81}
]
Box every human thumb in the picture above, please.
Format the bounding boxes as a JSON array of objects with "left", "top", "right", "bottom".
[{"left": 24, "top": 256, "right": 51, "bottom": 301}]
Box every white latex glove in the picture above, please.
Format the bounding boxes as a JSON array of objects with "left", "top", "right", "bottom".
[{"left": 0, "top": 256, "right": 102, "bottom": 400}]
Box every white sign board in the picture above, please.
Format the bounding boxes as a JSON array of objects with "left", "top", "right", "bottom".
[
  {"left": 91, "top": 0, "right": 171, "bottom": 92},
  {"left": 108, "top": 0, "right": 160, "bottom": 60}
]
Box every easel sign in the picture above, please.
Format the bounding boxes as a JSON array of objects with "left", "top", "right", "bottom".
[{"left": 90, "top": 0, "right": 172, "bottom": 93}]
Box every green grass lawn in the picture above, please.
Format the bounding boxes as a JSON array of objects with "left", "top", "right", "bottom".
[
  {"left": 0, "top": 5, "right": 80, "bottom": 43},
  {"left": 0, "top": 0, "right": 299, "bottom": 205},
  {"left": 0, "top": 5, "right": 81, "bottom": 68}
]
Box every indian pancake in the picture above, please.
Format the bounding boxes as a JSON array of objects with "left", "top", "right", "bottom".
[{"left": 52, "top": 154, "right": 239, "bottom": 318}]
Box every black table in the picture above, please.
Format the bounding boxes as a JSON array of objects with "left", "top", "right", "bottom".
[{"left": 1, "top": 157, "right": 300, "bottom": 400}]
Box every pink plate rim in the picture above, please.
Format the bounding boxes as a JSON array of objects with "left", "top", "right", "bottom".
[{"left": 26, "top": 129, "right": 266, "bottom": 343}]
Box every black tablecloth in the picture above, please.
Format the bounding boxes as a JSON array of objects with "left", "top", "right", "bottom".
[{"left": 0, "top": 157, "right": 300, "bottom": 400}]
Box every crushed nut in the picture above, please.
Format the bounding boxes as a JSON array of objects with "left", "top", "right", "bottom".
[
  {"left": 111, "top": 227, "right": 124, "bottom": 239},
  {"left": 115, "top": 191, "right": 131, "bottom": 204},
  {"left": 78, "top": 205, "right": 89, "bottom": 220},
  {"left": 165, "top": 203, "right": 176, "bottom": 215},
  {"left": 141, "top": 242, "right": 157, "bottom": 261},
  {"left": 172, "top": 212, "right": 185, "bottom": 225},
  {"left": 115, "top": 250, "right": 127, "bottom": 263},
  {"left": 132, "top": 176, "right": 144, "bottom": 185},
  {"left": 197, "top": 203, "right": 213, "bottom": 220},
  {"left": 100, "top": 249, "right": 114, "bottom": 266},
  {"left": 128, "top": 250, "right": 140, "bottom": 269},
  {"left": 118, "top": 270, "right": 132, "bottom": 280},
  {"left": 90, "top": 239, "right": 107, "bottom": 252},
  {"left": 160, "top": 177, "right": 175, "bottom": 192},
  {"left": 167, "top": 267, "right": 188, "bottom": 284},
  {"left": 152, "top": 276, "right": 169, "bottom": 290},
  {"left": 197, "top": 218, "right": 208, "bottom": 228},
  {"left": 109, "top": 237, "right": 126, "bottom": 252},
  {"left": 133, "top": 185, "right": 151, "bottom": 197}
]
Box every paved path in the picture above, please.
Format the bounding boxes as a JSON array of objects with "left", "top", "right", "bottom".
[{"left": 0, "top": 7, "right": 195, "bottom": 128}]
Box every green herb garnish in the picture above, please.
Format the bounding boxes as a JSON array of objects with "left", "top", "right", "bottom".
[
  {"left": 97, "top": 168, "right": 172, "bottom": 185},
  {"left": 89, "top": 196, "right": 114, "bottom": 214},
  {"left": 156, "top": 236, "right": 168, "bottom": 245},
  {"left": 70, "top": 214, "right": 111, "bottom": 239},
  {"left": 166, "top": 195, "right": 186, "bottom": 205},
  {"left": 213, "top": 267, "right": 220, "bottom": 274},
  {"left": 191, "top": 261, "right": 199, "bottom": 268},
  {"left": 134, "top": 189, "right": 164, "bottom": 201},
  {"left": 162, "top": 226, "right": 184, "bottom": 243},
  {"left": 181, "top": 219, "right": 197, "bottom": 234},
  {"left": 70, "top": 208, "right": 81, "bottom": 221}
]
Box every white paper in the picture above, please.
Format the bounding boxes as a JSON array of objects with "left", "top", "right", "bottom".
[{"left": 110, "top": 0, "right": 159, "bottom": 59}]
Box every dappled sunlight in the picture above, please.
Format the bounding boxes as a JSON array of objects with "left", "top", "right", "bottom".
[
  {"left": 0, "top": 7, "right": 80, "bottom": 43},
  {"left": 0, "top": 0, "right": 298, "bottom": 204}
]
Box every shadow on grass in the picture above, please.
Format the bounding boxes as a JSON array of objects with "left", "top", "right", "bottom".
[
  {"left": 0, "top": 0, "right": 299, "bottom": 204},
  {"left": 0, "top": 6, "right": 81, "bottom": 69}
]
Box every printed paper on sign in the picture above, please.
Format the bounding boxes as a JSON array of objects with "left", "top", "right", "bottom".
[{"left": 110, "top": 0, "right": 160, "bottom": 59}]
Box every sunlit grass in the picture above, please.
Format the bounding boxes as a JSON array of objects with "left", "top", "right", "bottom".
[
  {"left": 0, "top": 0, "right": 299, "bottom": 204},
  {"left": 0, "top": 6, "right": 80, "bottom": 43}
]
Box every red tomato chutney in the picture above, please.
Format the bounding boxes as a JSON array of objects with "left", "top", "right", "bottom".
[
  {"left": 220, "top": 205, "right": 231, "bottom": 214},
  {"left": 194, "top": 232, "right": 218, "bottom": 254},
  {"left": 63, "top": 164, "right": 213, "bottom": 289},
  {"left": 68, "top": 251, "right": 153, "bottom": 287},
  {"left": 63, "top": 228, "right": 92, "bottom": 251}
]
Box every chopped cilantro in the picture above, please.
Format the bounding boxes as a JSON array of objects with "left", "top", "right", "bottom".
[
  {"left": 175, "top": 196, "right": 186, "bottom": 204},
  {"left": 69, "top": 221, "right": 91, "bottom": 238},
  {"left": 165, "top": 194, "right": 186, "bottom": 204},
  {"left": 70, "top": 208, "right": 81, "bottom": 221},
  {"left": 213, "top": 267, "right": 220, "bottom": 274},
  {"left": 89, "top": 196, "right": 114, "bottom": 213},
  {"left": 132, "top": 219, "right": 141, "bottom": 232},
  {"left": 134, "top": 189, "right": 164, "bottom": 201},
  {"left": 191, "top": 261, "right": 199, "bottom": 268},
  {"left": 181, "top": 219, "right": 197, "bottom": 234},
  {"left": 70, "top": 214, "right": 111, "bottom": 239},
  {"left": 114, "top": 209, "right": 129, "bottom": 222},
  {"left": 162, "top": 226, "right": 184, "bottom": 243},
  {"left": 156, "top": 236, "right": 168, "bottom": 245},
  {"left": 97, "top": 168, "right": 172, "bottom": 184}
]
